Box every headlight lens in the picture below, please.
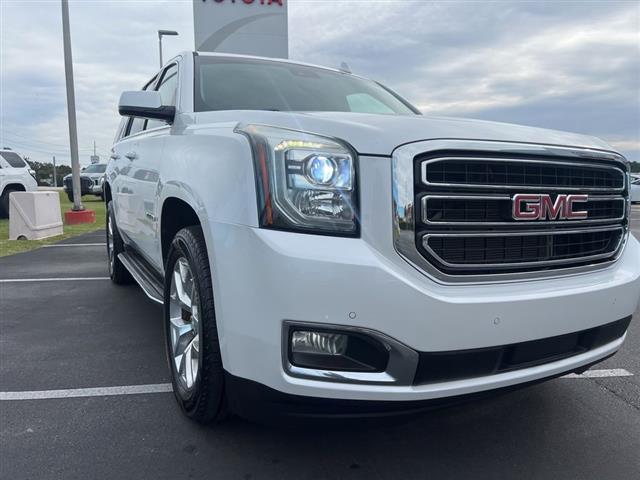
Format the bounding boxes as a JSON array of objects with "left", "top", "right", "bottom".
[{"left": 236, "top": 124, "right": 359, "bottom": 235}]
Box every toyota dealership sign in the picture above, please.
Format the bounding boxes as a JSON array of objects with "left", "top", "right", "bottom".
[{"left": 193, "top": 0, "right": 288, "bottom": 58}]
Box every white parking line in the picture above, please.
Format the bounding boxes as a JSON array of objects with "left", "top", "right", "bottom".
[
  {"left": 562, "top": 368, "right": 633, "bottom": 379},
  {"left": 0, "top": 383, "right": 173, "bottom": 401},
  {"left": 0, "top": 277, "right": 110, "bottom": 283},
  {"left": 0, "top": 370, "right": 634, "bottom": 401},
  {"left": 43, "top": 243, "right": 106, "bottom": 247}
]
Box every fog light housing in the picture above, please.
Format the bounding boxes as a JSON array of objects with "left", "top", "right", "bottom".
[{"left": 288, "top": 328, "right": 389, "bottom": 372}]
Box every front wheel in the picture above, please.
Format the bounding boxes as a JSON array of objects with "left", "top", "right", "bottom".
[
  {"left": 164, "top": 226, "right": 227, "bottom": 424},
  {"left": 66, "top": 191, "right": 74, "bottom": 203},
  {"left": 106, "top": 201, "right": 133, "bottom": 284},
  {"left": 0, "top": 188, "right": 17, "bottom": 218}
]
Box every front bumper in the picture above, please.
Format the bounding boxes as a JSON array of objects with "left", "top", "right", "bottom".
[
  {"left": 207, "top": 218, "right": 639, "bottom": 404},
  {"left": 225, "top": 350, "right": 617, "bottom": 423}
]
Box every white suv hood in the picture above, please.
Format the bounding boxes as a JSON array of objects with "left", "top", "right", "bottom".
[{"left": 194, "top": 111, "right": 616, "bottom": 156}]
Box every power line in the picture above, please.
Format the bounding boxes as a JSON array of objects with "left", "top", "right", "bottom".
[
  {"left": 0, "top": 138, "right": 109, "bottom": 157},
  {"left": 1, "top": 129, "right": 74, "bottom": 148},
  {"left": 1, "top": 134, "right": 106, "bottom": 152}
]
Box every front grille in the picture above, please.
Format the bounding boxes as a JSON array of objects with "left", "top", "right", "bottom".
[
  {"left": 63, "top": 176, "right": 92, "bottom": 191},
  {"left": 413, "top": 316, "right": 630, "bottom": 385},
  {"left": 413, "top": 153, "right": 629, "bottom": 276}
]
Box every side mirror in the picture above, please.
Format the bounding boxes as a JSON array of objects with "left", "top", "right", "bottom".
[{"left": 118, "top": 91, "right": 175, "bottom": 124}]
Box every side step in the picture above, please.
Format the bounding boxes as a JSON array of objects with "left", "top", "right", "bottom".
[{"left": 118, "top": 252, "right": 164, "bottom": 304}]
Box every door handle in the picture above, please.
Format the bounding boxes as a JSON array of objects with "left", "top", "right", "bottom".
[
  {"left": 125, "top": 151, "right": 138, "bottom": 160},
  {"left": 110, "top": 153, "right": 120, "bottom": 160}
]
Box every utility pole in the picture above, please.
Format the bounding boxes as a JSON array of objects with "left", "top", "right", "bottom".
[
  {"left": 52, "top": 155, "right": 57, "bottom": 187},
  {"left": 61, "top": 0, "right": 83, "bottom": 211}
]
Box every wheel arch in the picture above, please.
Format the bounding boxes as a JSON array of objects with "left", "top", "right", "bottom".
[
  {"left": 1, "top": 183, "right": 27, "bottom": 195},
  {"left": 160, "top": 195, "right": 207, "bottom": 267},
  {"left": 104, "top": 181, "right": 112, "bottom": 203}
]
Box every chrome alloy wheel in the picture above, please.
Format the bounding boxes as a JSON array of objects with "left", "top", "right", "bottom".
[
  {"left": 107, "top": 215, "right": 114, "bottom": 274},
  {"left": 169, "top": 257, "right": 201, "bottom": 395}
]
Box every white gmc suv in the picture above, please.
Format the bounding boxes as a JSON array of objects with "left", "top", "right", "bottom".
[
  {"left": 0, "top": 148, "right": 38, "bottom": 218},
  {"left": 106, "top": 52, "right": 640, "bottom": 424}
]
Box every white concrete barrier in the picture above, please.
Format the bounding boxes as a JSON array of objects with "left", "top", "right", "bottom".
[{"left": 9, "top": 191, "right": 63, "bottom": 240}]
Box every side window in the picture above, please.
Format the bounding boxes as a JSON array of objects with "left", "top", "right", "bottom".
[
  {"left": 128, "top": 117, "right": 147, "bottom": 137},
  {"left": 146, "top": 64, "right": 179, "bottom": 130},
  {"left": 0, "top": 151, "right": 27, "bottom": 168},
  {"left": 114, "top": 118, "right": 128, "bottom": 143},
  {"left": 123, "top": 75, "right": 157, "bottom": 138}
]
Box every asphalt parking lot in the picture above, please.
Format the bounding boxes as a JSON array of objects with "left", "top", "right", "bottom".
[{"left": 1, "top": 209, "right": 639, "bottom": 480}]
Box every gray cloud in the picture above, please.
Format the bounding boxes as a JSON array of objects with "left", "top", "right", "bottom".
[{"left": 1, "top": 0, "right": 639, "bottom": 164}]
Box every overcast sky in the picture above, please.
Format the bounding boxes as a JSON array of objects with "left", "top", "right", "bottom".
[{"left": 1, "top": 0, "right": 638, "bottom": 166}]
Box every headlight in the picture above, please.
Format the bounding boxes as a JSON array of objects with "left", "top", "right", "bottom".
[{"left": 236, "top": 124, "right": 359, "bottom": 236}]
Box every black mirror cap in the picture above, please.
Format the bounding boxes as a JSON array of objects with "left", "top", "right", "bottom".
[{"left": 118, "top": 105, "right": 176, "bottom": 124}]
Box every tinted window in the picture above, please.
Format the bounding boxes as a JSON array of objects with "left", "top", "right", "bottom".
[
  {"left": 157, "top": 64, "right": 178, "bottom": 106},
  {"left": 146, "top": 64, "right": 179, "bottom": 130},
  {"left": 0, "top": 151, "right": 27, "bottom": 168},
  {"left": 114, "top": 118, "right": 128, "bottom": 142},
  {"left": 194, "top": 57, "right": 417, "bottom": 115}
]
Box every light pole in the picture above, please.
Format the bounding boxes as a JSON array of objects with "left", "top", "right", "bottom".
[
  {"left": 60, "top": 0, "right": 94, "bottom": 224},
  {"left": 61, "top": 0, "right": 82, "bottom": 211},
  {"left": 158, "top": 30, "right": 178, "bottom": 68}
]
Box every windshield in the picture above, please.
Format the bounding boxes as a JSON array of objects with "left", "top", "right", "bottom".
[
  {"left": 194, "top": 57, "right": 418, "bottom": 115},
  {"left": 83, "top": 164, "right": 107, "bottom": 173}
]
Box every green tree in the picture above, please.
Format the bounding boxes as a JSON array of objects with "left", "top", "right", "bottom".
[{"left": 26, "top": 160, "right": 71, "bottom": 186}]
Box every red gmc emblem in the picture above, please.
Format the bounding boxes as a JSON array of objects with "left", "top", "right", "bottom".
[{"left": 512, "top": 194, "right": 589, "bottom": 221}]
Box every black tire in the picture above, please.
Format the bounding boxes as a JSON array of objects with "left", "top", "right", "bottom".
[
  {"left": 106, "top": 201, "right": 133, "bottom": 284},
  {"left": 66, "top": 191, "right": 74, "bottom": 203},
  {"left": 0, "top": 188, "right": 16, "bottom": 218},
  {"left": 164, "top": 226, "right": 227, "bottom": 424}
]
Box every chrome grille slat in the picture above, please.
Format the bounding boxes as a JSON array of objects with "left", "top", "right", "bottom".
[
  {"left": 421, "top": 195, "right": 626, "bottom": 226},
  {"left": 422, "top": 226, "right": 624, "bottom": 270},
  {"left": 421, "top": 157, "right": 626, "bottom": 192}
]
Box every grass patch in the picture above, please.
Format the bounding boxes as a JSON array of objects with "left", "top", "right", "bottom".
[{"left": 0, "top": 191, "right": 105, "bottom": 257}]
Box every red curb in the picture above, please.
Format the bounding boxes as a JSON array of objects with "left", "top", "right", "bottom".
[{"left": 64, "top": 209, "right": 96, "bottom": 225}]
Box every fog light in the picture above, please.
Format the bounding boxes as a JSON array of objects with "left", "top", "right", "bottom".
[
  {"left": 288, "top": 327, "right": 389, "bottom": 372},
  {"left": 291, "top": 331, "right": 348, "bottom": 355}
]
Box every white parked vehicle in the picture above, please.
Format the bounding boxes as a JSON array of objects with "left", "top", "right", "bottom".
[
  {"left": 0, "top": 148, "right": 38, "bottom": 218},
  {"left": 631, "top": 175, "right": 640, "bottom": 203},
  {"left": 63, "top": 163, "right": 107, "bottom": 202},
  {"left": 106, "top": 52, "right": 640, "bottom": 424}
]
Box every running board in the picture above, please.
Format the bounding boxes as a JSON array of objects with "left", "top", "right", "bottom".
[{"left": 118, "top": 252, "right": 164, "bottom": 304}]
